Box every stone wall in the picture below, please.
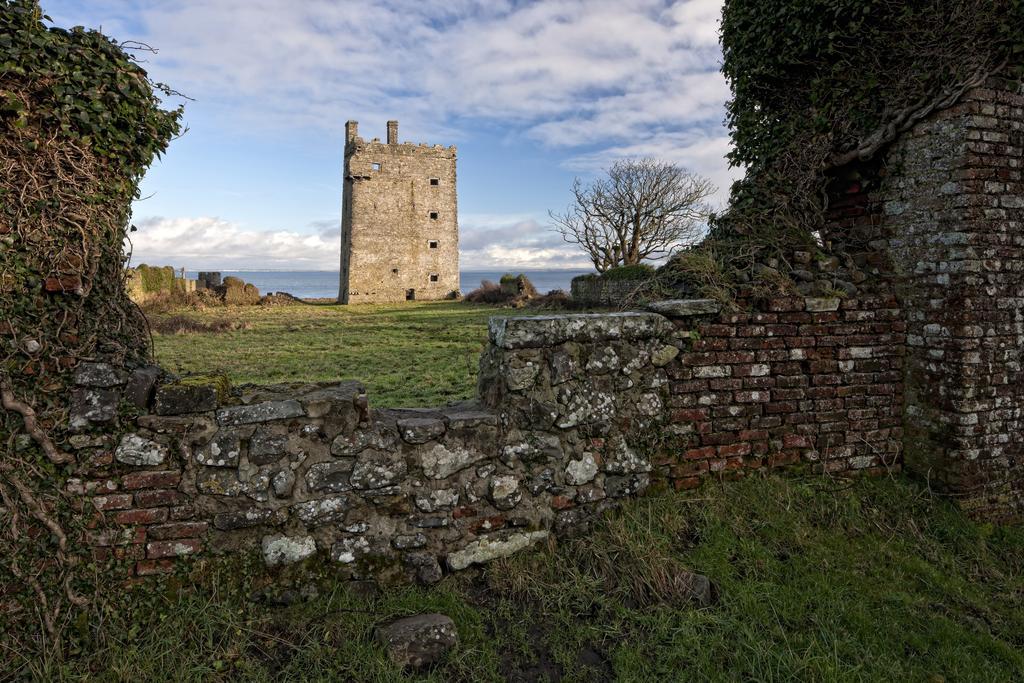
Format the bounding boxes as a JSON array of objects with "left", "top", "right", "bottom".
[
  {"left": 338, "top": 120, "right": 460, "bottom": 304},
  {"left": 825, "top": 77, "right": 1024, "bottom": 519},
  {"left": 71, "top": 298, "right": 910, "bottom": 580}
]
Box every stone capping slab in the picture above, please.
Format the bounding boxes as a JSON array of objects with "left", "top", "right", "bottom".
[
  {"left": 489, "top": 312, "right": 673, "bottom": 349},
  {"left": 645, "top": 299, "right": 722, "bottom": 317}
]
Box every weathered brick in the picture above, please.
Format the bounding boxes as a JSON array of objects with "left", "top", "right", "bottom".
[
  {"left": 147, "top": 522, "right": 209, "bottom": 540},
  {"left": 147, "top": 539, "right": 202, "bottom": 559},
  {"left": 92, "top": 493, "right": 133, "bottom": 511},
  {"left": 121, "top": 470, "right": 181, "bottom": 491},
  {"left": 133, "top": 489, "right": 186, "bottom": 507},
  {"left": 114, "top": 508, "right": 168, "bottom": 525}
]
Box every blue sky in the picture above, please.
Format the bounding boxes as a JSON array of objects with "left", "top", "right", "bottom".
[{"left": 44, "top": 0, "right": 737, "bottom": 271}]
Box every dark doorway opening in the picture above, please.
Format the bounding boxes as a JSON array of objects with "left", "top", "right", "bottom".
[{"left": 405, "top": 288, "right": 415, "bottom": 301}]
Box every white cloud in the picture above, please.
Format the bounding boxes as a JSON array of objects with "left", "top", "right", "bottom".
[
  {"left": 52, "top": 1, "right": 727, "bottom": 150},
  {"left": 127, "top": 213, "right": 592, "bottom": 271},
  {"left": 459, "top": 215, "right": 592, "bottom": 269},
  {"left": 127, "top": 216, "right": 340, "bottom": 270}
]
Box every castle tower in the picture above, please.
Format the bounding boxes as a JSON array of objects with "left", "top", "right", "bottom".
[{"left": 338, "top": 120, "right": 459, "bottom": 304}]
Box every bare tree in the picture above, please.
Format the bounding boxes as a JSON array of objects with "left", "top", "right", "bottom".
[{"left": 550, "top": 158, "right": 716, "bottom": 272}]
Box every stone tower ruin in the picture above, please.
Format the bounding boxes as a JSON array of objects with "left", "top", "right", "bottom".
[{"left": 338, "top": 120, "right": 459, "bottom": 303}]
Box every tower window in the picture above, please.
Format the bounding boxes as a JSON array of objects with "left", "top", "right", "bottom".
[
  {"left": 392, "top": 268, "right": 399, "bottom": 274},
  {"left": 428, "top": 240, "right": 438, "bottom": 249},
  {"left": 429, "top": 211, "right": 438, "bottom": 220},
  {"left": 372, "top": 162, "right": 381, "bottom": 171},
  {"left": 429, "top": 274, "right": 439, "bottom": 282},
  {"left": 429, "top": 178, "right": 439, "bottom": 186}
]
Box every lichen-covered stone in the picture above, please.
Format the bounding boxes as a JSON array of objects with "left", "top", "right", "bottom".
[
  {"left": 301, "top": 382, "right": 364, "bottom": 418},
  {"left": 250, "top": 426, "right": 288, "bottom": 464},
  {"left": 555, "top": 383, "right": 616, "bottom": 428},
  {"left": 393, "top": 533, "right": 428, "bottom": 550},
  {"left": 375, "top": 614, "right": 458, "bottom": 669},
  {"left": 489, "top": 475, "right": 521, "bottom": 510},
  {"left": 216, "top": 399, "right": 304, "bottom": 427},
  {"left": 293, "top": 496, "right": 349, "bottom": 525},
  {"left": 603, "top": 438, "right": 651, "bottom": 475},
  {"left": 350, "top": 450, "right": 407, "bottom": 489},
  {"left": 73, "top": 362, "right": 127, "bottom": 388},
  {"left": 262, "top": 534, "right": 316, "bottom": 566},
  {"left": 197, "top": 469, "right": 243, "bottom": 496},
  {"left": 565, "top": 454, "right": 598, "bottom": 485},
  {"left": 444, "top": 410, "right": 498, "bottom": 429},
  {"left": 414, "top": 488, "right": 459, "bottom": 513},
  {"left": 271, "top": 469, "right": 295, "bottom": 497},
  {"left": 550, "top": 348, "right": 576, "bottom": 385},
  {"left": 397, "top": 417, "right": 446, "bottom": 444},
  {"left": 420, "top": 442, "right": 488, "bottom": 479},
  {"left": 213, "top": 508, "right": 285, "bottom": 531},
  {"left": 305, "top": 460, "right": 354, "bottom": 493},
  {"left": 404, "top": 552, "right": 443, "bottom": 584},
  {"left": 584, "top": 346, "right": 620, "bottom": 374},
  {"left": 331, "top": 535, "right": 371, "bottom": 563},
  {"left": 69, "top": 387, "right": 120, "bottom": 430},
  {"left": 115, "top": 433, "right": 168, "bottom": 466},
  {"left": 501, "top": 432, "right": 563, "bottom": 463},
  {"left": 195, "top": 429, "right": 243, "bottom": 467},
  {"left": 447, "top": 530, "right": 549, "bottom": 570},
  {"left": 605, "top": 473, "right": 649, "bottom": 498},
  {"left": 505, "top": 363, "right": 540, "bottom": 391},
  {"left": 330, "top": 429, "right": 376, "bottom": 456}
]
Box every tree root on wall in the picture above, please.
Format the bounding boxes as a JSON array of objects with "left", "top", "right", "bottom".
[{"left": 1, "top": 380, "right": 74, "bottom": 466}]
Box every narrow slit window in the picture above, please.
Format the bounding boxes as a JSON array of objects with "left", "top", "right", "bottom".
[
  {"left": 372, "top": 162, "right": 381, "bottom": 171},
  {"left": 429, "top": 211, "right": 438, "bottom": 220},
  {"left": 429, "top": 273, "right": 439, "bottom": 282},
  {"left": 429, "top": 178, "right": 439, "bottom": 186},
  {"left": 428, "top": 240, "right": 439, "bottom": 249}
]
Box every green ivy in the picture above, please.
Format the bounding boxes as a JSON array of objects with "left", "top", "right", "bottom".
[
  {"left": 0, "top": 0, "right": 180, "bottom": 179},
  {"left": 720, "top": 0, "right": 1022, "bottom": 177},
  {"left": 664, "top": 0, "right": 1023, "bottom": 299},
  {"left": 0, "top": 0, "right": 182, "bottom": 659}
]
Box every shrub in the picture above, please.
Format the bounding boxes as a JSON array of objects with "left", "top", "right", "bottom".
[{"left": 465, "top": 274, "right": 538, "bottom": 305}]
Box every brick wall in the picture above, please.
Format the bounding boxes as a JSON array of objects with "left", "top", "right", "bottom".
[
  {"left": 658, "top": 296, "right": 904, "bottom": 490},
  {"left": 825, "top": 77, "right": 1024, "bottom": 519}
]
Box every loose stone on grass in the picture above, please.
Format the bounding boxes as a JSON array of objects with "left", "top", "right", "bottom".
[{"left": 375, "top": 614, "right": 459, "bottom": 669}]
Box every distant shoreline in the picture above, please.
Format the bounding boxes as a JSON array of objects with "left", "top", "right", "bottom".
[{"left": 177, "top": 268, "right": 596, "bottom": 300}]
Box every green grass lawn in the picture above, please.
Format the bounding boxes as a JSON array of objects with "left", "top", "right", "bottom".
[
  {"left": 22, "top": 475, "right": 1024, "bottom": 681},
  {"left": 148, "top": 301, "right": 534, "bottom": 407}
]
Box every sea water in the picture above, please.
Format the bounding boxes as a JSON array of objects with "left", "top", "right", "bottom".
[{"left": 183, "top": 270, "right": 594, "bottom": 300}]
